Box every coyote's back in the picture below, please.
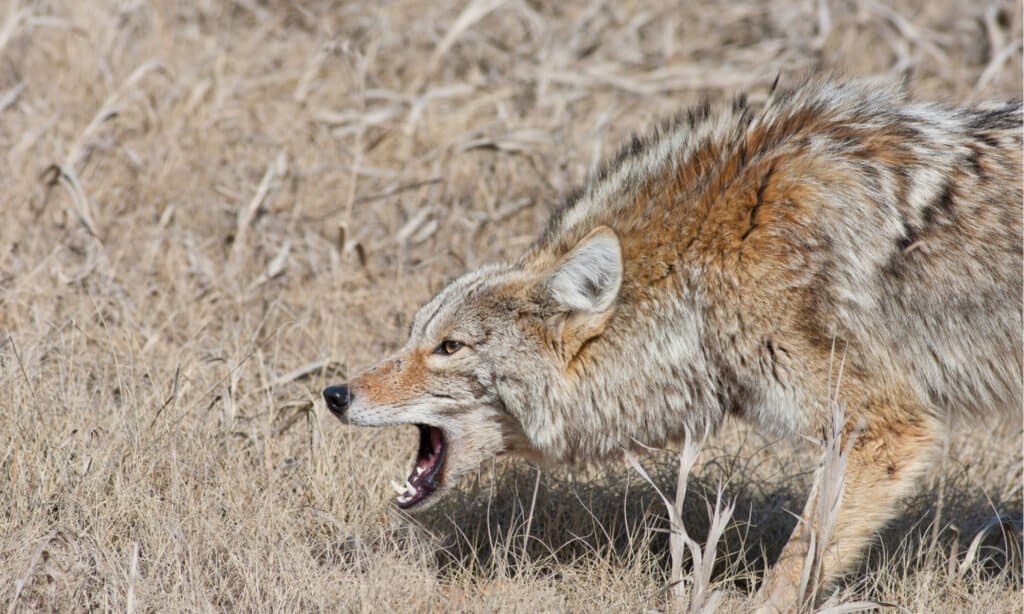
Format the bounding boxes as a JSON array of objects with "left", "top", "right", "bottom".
[{"left": 796, "top": 95, "right": 1023, "bottom": 420}]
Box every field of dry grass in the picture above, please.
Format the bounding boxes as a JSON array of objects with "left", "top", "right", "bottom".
[{"left": 1, "top": 0, "right": 1021, "bottom": 611}]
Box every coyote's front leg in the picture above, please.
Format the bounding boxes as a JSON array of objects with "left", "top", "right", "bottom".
[{"left": 758, "top": 398, "right": 939, "bottom": 611}]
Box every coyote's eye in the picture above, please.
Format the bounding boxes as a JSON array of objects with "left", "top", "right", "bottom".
[{"left": 434, "top": 340, "right": 465, "bottom": 356}]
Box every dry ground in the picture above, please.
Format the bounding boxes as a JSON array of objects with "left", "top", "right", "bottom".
[{"left": 1, "top": 0, "right": 1022, "bottom": 611}]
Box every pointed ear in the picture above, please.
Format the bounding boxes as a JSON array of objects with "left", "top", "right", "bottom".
[
  {"left": 543, "top": 226, "right": 622, "bottom": 360},
  {"left": 547, "top": 226, "right": 622, "bottom": 313}
]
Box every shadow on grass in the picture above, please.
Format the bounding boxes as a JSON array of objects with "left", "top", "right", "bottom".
[
  {"left": 410, "top": 439, "right": 1022, "bottom": 599},
  {"left": 857, "top": 483, "right": 1023, "bottom": 588},
  {"left": 414, "top": 445, "right": 809, "bottom": 594}
]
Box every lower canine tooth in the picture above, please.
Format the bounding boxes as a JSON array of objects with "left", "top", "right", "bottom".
[
  {"left": 416, "top": 466, "right": 426, "bottom": 476},
  {"left": 404, "top": 480, "right": 416, "bottom": 493},
  {"left": 390, "top": 480, "right": 406, "bottom": 495}
]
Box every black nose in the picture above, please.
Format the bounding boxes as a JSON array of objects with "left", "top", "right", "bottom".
[{"left": 323, "top": 385, "right": 352, "bottom": 416}]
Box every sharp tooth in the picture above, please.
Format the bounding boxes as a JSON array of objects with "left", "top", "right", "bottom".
[
  {"left": 416, "top": 466, "right": 426, "bottom": 476},
  {"left": 390, "top": 480, "right": 406, "bottom": 495},
  {"left": 405, "top": 480, "right": 416, "bottom": 494}
]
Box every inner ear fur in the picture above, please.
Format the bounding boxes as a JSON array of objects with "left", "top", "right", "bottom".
[{"left": 542, "top": 226, "right": 623, "bottom": 361}]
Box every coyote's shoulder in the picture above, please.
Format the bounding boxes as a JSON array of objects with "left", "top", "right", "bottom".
[{"left": 326, "top": 80, "right": 1023, "bottom": 608}]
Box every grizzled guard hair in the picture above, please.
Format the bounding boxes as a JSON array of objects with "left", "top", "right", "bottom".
[{"left": 323, "top": 79, "right": 1023, "bottom": 609}]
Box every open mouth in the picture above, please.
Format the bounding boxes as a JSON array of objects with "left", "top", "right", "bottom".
[{"left": 390, "top": 424, "right": 447, "bottom": 509}]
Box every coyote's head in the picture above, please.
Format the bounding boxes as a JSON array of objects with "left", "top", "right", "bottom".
[{"left": 323, "top": 227, "right": 623, "bottom": 510}]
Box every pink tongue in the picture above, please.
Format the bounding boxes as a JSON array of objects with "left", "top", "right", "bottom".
[{"left": 430, "top": 428, "right": 443, "bottom": 454}]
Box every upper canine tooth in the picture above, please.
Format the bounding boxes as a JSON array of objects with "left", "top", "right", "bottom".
[
  {"left": 405, "top": 480, "right": 416, "bottom": 493},
  {"left": 390, "top": 479, "right": 406, "bottom": 495},
  {"left": 416, "top": 466, "right": 426, "bottom": 476}
]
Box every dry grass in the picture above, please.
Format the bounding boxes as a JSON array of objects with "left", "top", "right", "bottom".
[{"left": 1, "top": 0, "right": 1021, "bottom": 611}]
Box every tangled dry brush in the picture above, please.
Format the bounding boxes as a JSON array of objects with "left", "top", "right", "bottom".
[{"left": 1, "top": 0, "right": 1021, "bottom": 611}]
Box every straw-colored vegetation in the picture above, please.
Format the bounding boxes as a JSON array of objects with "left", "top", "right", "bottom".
[{"left": 1, "top": 0, "right": 1020, "bottom": 611}]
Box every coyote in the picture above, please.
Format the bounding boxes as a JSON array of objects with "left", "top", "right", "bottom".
[{"left": 323, "top": 81, "right": 1023, "bottom": 605}]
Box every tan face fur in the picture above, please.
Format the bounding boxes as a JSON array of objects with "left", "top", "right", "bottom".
[{"left": 338, "top": 228, "right": 627, "bottom": 509}]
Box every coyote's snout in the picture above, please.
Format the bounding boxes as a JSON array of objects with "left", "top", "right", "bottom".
[{"left": 324, "top": 80, "right": 1023, "bottom": 603}]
